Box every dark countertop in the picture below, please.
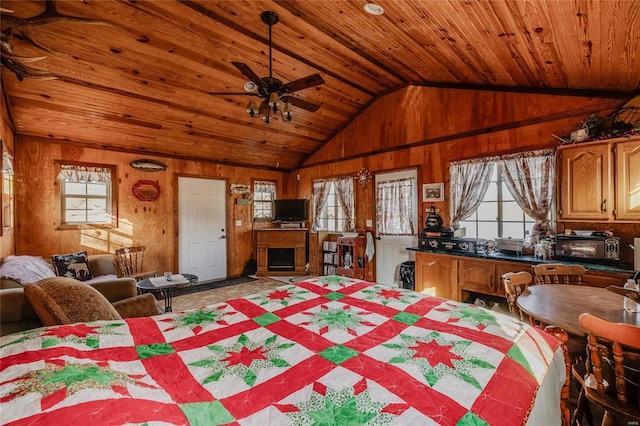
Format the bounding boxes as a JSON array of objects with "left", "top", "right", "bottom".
[{"left": 407, "top": 247, "right": 635, "bottom": 275}]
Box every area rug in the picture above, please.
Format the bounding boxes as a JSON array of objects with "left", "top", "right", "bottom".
[
  {"left": 178, "top": 276, "right": 256, "bottom": 295},
  {"left": 166, "top": 276, "right": 287, "bottom": 312}
]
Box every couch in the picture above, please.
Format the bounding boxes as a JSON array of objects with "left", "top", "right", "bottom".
[{"left": 0, "top": 254, "right": 160, "bottom": 336}]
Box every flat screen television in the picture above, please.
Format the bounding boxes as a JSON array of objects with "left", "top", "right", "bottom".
[{"left": 273, "top": 199, "right": 307, "bottom": 222}]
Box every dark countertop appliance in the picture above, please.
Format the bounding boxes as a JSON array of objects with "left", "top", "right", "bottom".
[
  {"left": 419, "top": 236, "right": 488, "bottom": 254},
  {"left": 555, "top": 234, "right": 620, "bottom": 263}
]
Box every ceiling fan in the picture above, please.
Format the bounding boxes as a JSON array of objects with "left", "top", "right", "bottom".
[{"left": 208, "top": 11, "right": 325, "bottom": 125}]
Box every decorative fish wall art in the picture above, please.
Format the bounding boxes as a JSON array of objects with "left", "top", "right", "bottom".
[{"left": 130, "top": 159, "right": 167, "bottom": 172}]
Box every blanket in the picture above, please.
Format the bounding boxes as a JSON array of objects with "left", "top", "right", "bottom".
[{"left": 0, "top": 276, "right": 562, "bottom": 425}]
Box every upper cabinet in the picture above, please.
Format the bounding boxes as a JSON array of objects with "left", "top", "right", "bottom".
[
  {"left": 558, "top": 137, "right": 640, "bottom": 222},
  {"left": 615, "top": 140, "right": 640, "bottom": 220}
]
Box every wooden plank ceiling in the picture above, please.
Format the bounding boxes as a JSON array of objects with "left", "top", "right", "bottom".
[{"left": 2, "top": 0, "right": 639, "bottom": 171}]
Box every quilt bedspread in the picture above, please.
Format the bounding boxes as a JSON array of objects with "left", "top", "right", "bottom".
[{"left": 0, "top": 276, "right": 562, "bottom": 425}]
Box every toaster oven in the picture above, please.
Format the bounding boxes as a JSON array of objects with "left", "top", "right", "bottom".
[{"left": 555, "top": 235, "right": 620, "bottom": 262}]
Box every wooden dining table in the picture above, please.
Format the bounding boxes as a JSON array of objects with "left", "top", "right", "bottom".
[{"left": 517, "top": 284, "right": 640, "bottom": 337}]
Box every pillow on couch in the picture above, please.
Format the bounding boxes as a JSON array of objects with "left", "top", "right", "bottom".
[
  {"left": 51, "top": 251, "right": 93, "bottom": 282},
  {"left": 0, "top": 255, "right": 56, "bottom": 285},
  {"left": 24, "top": 277, "right": 122, "bottom": 326}
]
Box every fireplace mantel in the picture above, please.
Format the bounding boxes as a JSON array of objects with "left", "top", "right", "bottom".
[{"left": 255, "top": 229, "right": 308, "bottom": 276}]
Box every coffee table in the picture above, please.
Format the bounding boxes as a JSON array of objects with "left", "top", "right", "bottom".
[{"left": 136, "top": 273, "right": 198, "bottom": 313}]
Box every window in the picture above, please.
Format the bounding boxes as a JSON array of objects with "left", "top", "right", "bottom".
[
  {"left": 313, "top": 177, "right": 354, "bottom": 232},
  {"left": 458, "top": 165, "right": 536, "bottom": 239},
  {"left": 253, "top": 180, "right": 276, "bottom": 220},
  {"left": 57, "top": 162, "right": 116, "bottom": 227}
]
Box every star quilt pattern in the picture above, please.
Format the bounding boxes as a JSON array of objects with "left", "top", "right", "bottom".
[{"left": 0, "top": 276, "right": 560, "bottom": 425}]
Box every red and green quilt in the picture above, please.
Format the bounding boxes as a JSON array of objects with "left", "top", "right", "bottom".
[{"left": 0, "top": 276, "right": 562, "bottom": 425}]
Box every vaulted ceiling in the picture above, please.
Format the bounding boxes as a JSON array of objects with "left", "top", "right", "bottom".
[{"left": 2, "top": 0, "right": 639, "bottom": 171}]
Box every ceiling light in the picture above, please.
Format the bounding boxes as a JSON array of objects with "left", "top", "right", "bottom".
[
  {"left": 364, "top": 3, "right": 384, "bottom": 15},
  {"left": 243, "top": 81, "right": 257, "bottom": 92}
]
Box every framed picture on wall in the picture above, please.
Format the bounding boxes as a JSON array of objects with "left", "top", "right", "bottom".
[{"left": 422, "top": 183, "right": 444, "bottom": 202}]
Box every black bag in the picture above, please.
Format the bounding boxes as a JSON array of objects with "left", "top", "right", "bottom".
[{"left": 241, "top": 258, "right": 257, "bottom": 276}]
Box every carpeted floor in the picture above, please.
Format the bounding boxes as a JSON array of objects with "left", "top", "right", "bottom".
[{"left": 164, "top": 276, "right": 290, "bottom": 312}]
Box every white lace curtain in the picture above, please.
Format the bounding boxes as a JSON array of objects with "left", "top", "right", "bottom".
[
  {"left": 57, "top": 164, "right": 111, "bottom": 183},
  {"left": 449, "top": 158, "right": 496, "bottom": 227},
  {"left": 376, "top": 178, "right": 414, "bottom": 236},
  {"left": 312, "top": 180, "right": 330, "bottom": 230},
  {"left": 2, "top": 151, "right": 13, "bottom": 176},
  {"left": 312, "top": 177, "right": 354, "bottom": 231},
  {"left": 499, "top": 149, "right": 555, "bottom": 231},
  {"left": 334, "top": 177, "right": 354, "bottom": 230},
  {"left": 254, "top": 180, "right": 276, "bottom": 197}
]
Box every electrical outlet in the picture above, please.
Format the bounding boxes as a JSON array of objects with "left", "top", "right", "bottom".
[
  {"left": 235, "top": 220, "right": 242, "bottom": 226},
  {"left": 366, "top": 219, "right": 372, "bottom": 227}
]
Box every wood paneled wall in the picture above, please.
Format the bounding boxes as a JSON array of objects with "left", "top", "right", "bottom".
[
  {"left": 7, "top": 85, "right": 638, "bottom": 279},
  {"left": 13, "top": 138, "right": 290, "bottom": 276},
  {"left": 0, "top": 84, "right": 15, "bottom": 260},
  {"left": 298, "top": 86, "right": 639, "bottom": 275}
]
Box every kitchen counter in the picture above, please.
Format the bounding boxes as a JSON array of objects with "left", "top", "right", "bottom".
[{"left": 407, "top": 247, "right": 635, "bottom": 276}]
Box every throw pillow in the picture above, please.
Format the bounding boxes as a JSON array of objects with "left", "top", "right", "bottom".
[
  {"left": 23, "top": 277, "right": 122, "bottom": 326},
  {"left": 51, "top": 251, "right": 94, "bottom": 282}
]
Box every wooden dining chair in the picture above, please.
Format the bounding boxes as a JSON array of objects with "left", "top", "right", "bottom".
[
  {"left": 571, "top": 313, "right": 640, "bottom": 426},
  {"left": 501, "top": 271, "right": 532, "bottom": 322},
  {"left": 115, "top": 246, "right": 157, "bottom": 281},
  {"left": 531, "top": 263, "right": 586, "bottom": 285}
]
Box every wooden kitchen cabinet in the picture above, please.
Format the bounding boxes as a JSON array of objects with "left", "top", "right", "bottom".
[
  {"left": 558, "top": 142, "right": 612, "bottom": 221},
  {"left": 615, "top": 139, "right": 640, "bottom": 220},
  {"left": 459, "top": 259, "right": 495, "bottom": 296},
  {"left": 558, "top": 137, "right": 640, "bottom": 222},
  {"left": 415, "top": 252, "right": 459, "bottom": 301},
  {"left": 459, "top": 258, "right": 533, "bottom": 297}
]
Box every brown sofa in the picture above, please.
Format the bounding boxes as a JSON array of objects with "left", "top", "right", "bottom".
[{"left": 0, "top": 254, "right": 160, "bottom": 336}]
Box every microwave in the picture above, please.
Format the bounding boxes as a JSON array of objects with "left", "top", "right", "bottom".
[{"left": 555, "top": 235, "right": 620, "bottom": 262}]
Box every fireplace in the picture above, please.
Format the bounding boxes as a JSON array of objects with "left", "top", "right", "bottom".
[{"left": 268, "top": 248, "right": 295, "bottom": 271}]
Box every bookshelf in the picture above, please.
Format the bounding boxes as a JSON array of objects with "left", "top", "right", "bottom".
[
  {"left": 336, "top": 235, "right": 367, "bottom": 279},
  {"left": 322, "top": 239, "right": 339, "bottom": 275}
]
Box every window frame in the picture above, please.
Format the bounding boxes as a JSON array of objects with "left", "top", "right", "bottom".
[
  {"left": 252, "top": 179, "right": 277, "bottom": 221},
  {"left": 55, "top": 160, "right": 118, "bottom": 230},
  {"left": 313, "top": 178, "right": 353, "bottom": 232},
  {"left": 457, "top": 162, "right": 537, "bottom": 239}
]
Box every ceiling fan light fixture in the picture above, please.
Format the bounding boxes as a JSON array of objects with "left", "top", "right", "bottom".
[
  {"left": 247, "top": 100, "right": 258, "bottom": 116},
  {"left": 283, "top": 102, "right": 293, "bottom": 121},
  {"left": 364, "top": 3, "right": 384, "bottom": 15},
  {"left": 268, "top": 92, "right": 280, "bottom": 108},
  {"left": 212, "top": 11, "right": 324, "bottom": 126}
]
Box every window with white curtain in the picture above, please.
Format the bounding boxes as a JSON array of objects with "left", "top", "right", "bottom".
[
  {"left": 313, "top": 177, "right": 354, "bottom": 232},
  {"left": 253, "top": 180, "right": 276, "bottom": 220},
  {"left": 57, "top": 163, "right": 115, "bottom": 226},
  {"left": 453, "top": 150, "right": 555, "bottom": 240},
  {"left": 458, "top": 164, "right": 536, "bottom": 239},
  {"left": 376, "top": 177, "right": 415, "bottom": 236}
]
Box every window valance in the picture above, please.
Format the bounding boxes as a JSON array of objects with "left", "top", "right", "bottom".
[{"left": 57, "top": 165, "right": 111, "bottom": 183}]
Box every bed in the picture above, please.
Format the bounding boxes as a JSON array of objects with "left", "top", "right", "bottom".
[{"left": 0, "top": 276, "right": 564, "bottom": 425}]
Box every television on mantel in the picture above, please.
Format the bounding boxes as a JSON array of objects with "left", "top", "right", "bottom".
[{"left": 273, "top": 199, "right": 307, "bottom": 222}]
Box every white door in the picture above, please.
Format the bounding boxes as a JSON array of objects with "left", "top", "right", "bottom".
[
  {"left": 375, "top": 170, "right": 418, "bottom": 286},
  {"left": 179, "top": 177, "right": 227, "bottom": 282}
]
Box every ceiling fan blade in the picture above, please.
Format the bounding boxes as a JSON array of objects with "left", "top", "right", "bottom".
[
  {"left": 283, "top": 74, "right": 325, "bottom": 93},
  {"left": 287, "top": 97, "right": 321, "bottom": 112},
  {"left": 231, "top": 62, "right": 266, "bottom": 90},
  {"left": 207, "top": 91, "right": 260, "bottom": 96}
]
